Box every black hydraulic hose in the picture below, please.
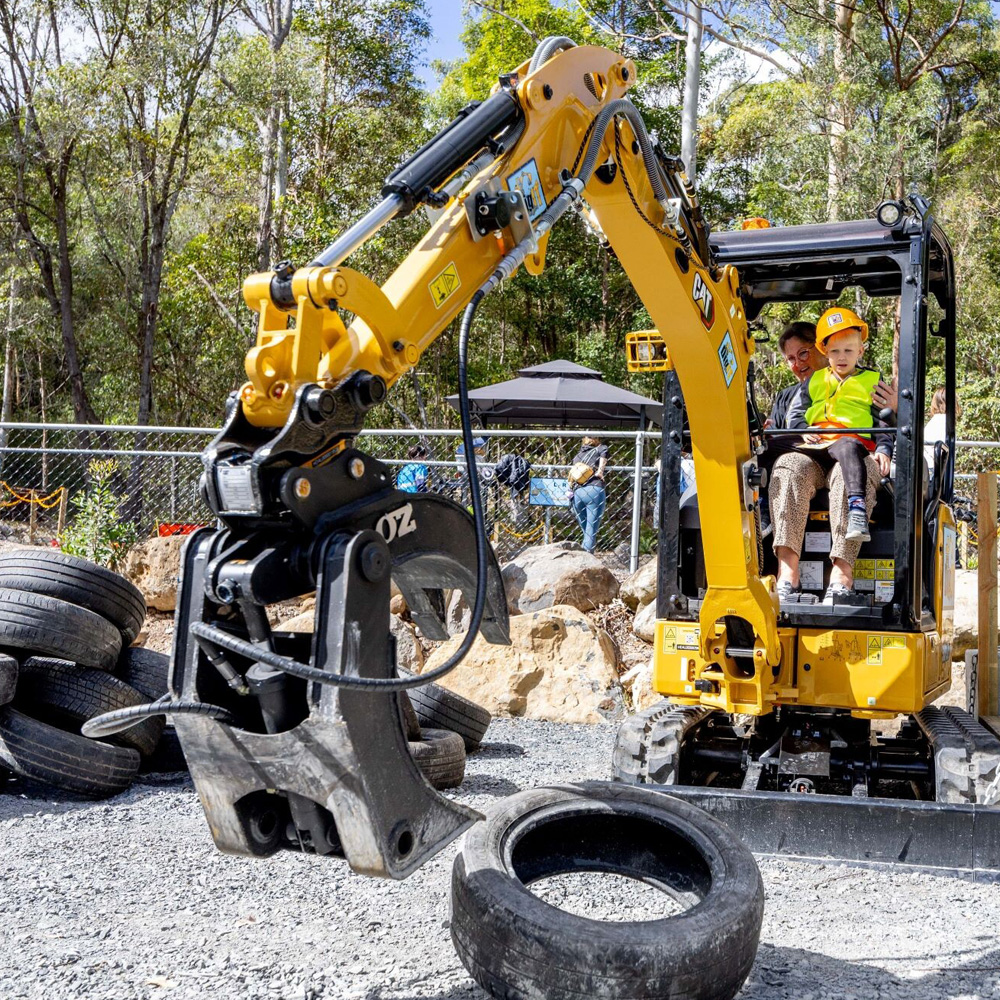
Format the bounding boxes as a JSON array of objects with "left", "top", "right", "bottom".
[{"left": 82, "top": 694, "right": 236, "bottom": 739}]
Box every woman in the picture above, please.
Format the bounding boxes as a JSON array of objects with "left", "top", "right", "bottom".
[{"left": 568, "top": 435, "right": 608, "bottom": 553}]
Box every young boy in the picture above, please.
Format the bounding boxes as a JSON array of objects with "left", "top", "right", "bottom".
[{"left": 785, "top": 307, "right": 893, "bottom": 542}]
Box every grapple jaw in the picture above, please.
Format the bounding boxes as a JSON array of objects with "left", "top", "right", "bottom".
[{"left": 170, "top": 467, "right": 508, "bottom": 879}]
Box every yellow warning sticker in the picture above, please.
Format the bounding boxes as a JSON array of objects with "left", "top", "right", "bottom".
[
  {"left": 662, "top": 627, "right": 677, "bottom": 653},
  {"left": 882, "top": 635, "right": 906, "bottom": 650},
  {"left": 867, "top": 635, "right": 882, "bottom": 666},
  {"left": 854, "top": 558, "right": 875, "bottom": 580},
  {"left": 429, "top": 263, "right": 461, "bottom": 308}
]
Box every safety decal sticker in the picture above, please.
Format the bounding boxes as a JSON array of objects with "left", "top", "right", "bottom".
[
  {"left": 718, "top": 331, "right": 737, "bottom": 387},
  {"left": 663, "top": 625, "right": 699, "bottom": 653},
  {"left": 692, "top": 272, "right": 715, "bottom": 329},
  {"left": 662, "top": 627, "right": 677, "bottom": 652},
  {"left": 882, "top": 636, "right": 906, "bottom": 651},
  {"left": 867, "top": 635, "right": 882, "bottom": 666},
  {"left": 506, "top": 158, "right": 547, "bottom": 221},
  {"left": 429, "top": 262, "right": 461, "bottom": 309}
]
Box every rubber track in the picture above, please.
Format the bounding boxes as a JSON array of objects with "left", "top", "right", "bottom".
[
  {"left": 0, "top": 551, "right": 146, "bottom": 642},
  {"left": 0, "top": 589, "right": 121, "bottom": 669},
  {"left": 17, "top": 660, "right": 163, "bottom": 756},
  {"left": 0, "top": 707, "right": 139, "bottom": 797}
]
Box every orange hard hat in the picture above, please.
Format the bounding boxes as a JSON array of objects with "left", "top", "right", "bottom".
[{"left": 815, "top": 306, "right": 869, "bottom": 354}]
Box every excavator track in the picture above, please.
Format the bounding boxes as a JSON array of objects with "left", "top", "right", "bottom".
[
  {"left": 915, "top": 705, "right": 1000, "bottom": 805},
  {"left": 612, "top": 703, "right": 712, "bottom": 785}
]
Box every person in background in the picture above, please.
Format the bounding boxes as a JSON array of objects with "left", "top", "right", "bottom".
[
  {"left": 396, "top": 444, "right": 430, "bottom": 493},
  {"left": 568, "top": 435, "right": 608, "bottom": 553},
  {"left": 924, "top": 387, "right": 959, "bottom": 469}
]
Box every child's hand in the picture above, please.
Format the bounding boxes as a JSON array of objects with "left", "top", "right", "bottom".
[
  {"left": 803, "top": 432, "right": 823, "bottom": 444},
  {"left": 874, "top": 452, "right": 891, "bottom": 477}
]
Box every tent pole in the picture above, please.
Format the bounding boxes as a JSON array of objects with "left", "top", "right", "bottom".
[{"left": 629, "top": 409, "right": 646, "bottom": 573}]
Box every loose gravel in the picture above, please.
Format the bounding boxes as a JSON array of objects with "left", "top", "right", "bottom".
[{"left": 1, "top": 718, "right": 999, "bottom": 1000}]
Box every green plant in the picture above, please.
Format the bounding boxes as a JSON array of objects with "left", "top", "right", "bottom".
[{"left": 60, "top": 459, "right": 139, "bottom": 571}]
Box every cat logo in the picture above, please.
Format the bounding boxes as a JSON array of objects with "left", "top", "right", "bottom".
[{"left": 692, "top": 272, "right": 715, "bottom": 329}]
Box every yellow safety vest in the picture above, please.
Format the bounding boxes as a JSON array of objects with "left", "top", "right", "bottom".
[{"left": 804, "top": 368, "right": 880, "bottom": 439}]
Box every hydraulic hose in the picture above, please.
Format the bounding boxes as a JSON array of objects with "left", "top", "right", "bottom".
[
  {"left": 529, "top": 35, "right": 576, "bottom": 72},
  {"left": 81, "top": 694, "right": 236, "bottom": 739}
]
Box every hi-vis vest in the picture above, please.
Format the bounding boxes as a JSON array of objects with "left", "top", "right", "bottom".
[{"left": 804, "top": 368, "right": 880, "bottom": 441}]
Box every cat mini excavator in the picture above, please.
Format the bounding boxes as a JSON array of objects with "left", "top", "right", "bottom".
[{"left": 90, "top": 37, "right": 998, "bottom": 879}]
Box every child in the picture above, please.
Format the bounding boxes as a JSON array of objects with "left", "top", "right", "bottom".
[{"left": 786, "top": 307, "right": 893, "bottom": 542}]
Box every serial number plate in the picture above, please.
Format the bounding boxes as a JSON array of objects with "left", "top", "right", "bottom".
[{"left": 216, "top": 466, "right": 257, "bottom": 513}]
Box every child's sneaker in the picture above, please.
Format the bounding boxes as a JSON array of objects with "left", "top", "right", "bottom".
[{"left": 845, "top": 508, "right": 870, "bottom": 542}]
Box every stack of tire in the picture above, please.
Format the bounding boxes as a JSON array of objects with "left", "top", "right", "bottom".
[
  {"left": 402, "top": 674, "right": 493, "bottom": 791},
  {"left": 0, "top": 550, "right": 185, "bottom": 799}
]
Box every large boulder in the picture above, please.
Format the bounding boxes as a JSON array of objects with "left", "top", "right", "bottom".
[
  {"left": 952, "top": 569, "right": 979, "bottom": 662},
  {"left": 501, "top": 542, "right": 619, "bottom": 615},
  {"left": 620, "top": 560, "right": 657, "bottom": 610},
  {"left": 124, "top": 535, "right": 187, "bottom": 612},
  {"left": 420, "top": 604, "right": 623, "bottom": 724}
]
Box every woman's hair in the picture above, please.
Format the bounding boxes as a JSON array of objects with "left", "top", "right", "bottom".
[
  {"left": 582, "top": 435, "right": 601, "bottom": 446},
  {"left": 407, "top": 444, "right": 429, "bottom": 459},
  {"left": 778, "top": 321, "right": 817, "bottom": 352},
  {"left": 929, "top": 388, "right": 947, "bottom": 416}
]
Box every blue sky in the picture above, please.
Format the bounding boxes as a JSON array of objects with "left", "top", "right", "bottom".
[{"left": 419, "top": 0, "right": 467, "bottom": 89}]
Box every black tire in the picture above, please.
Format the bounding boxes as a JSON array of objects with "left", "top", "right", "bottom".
[
  {"left": 0, "top": 550, "right": 146, "bottom": 643},
  {"left": 117, "top": 646, "right": 170, "bottom": 700},
  {"left": 143, "top": 727, "right": 188, "bottom": 773},
  {"left": 399, "top": 692, "right": 422, "bottom": 742},
  {"left": 409, "top": 727, "right": 466, "bottom": 789},
  {"left": 0, "top": 706, "right": 140, "bottom": 798},
  {"left": 0, "top": 654, "right": 17, "bottom": 706},
  {"left": 16, "top": 659, "right": 164, "bottom": 757},
  {"left": 451, "top": 782, "right": 764, "bottom": 1000},
  {"left": 402, "top": 673, "right": 491, "bottom": 750},
  {"left": 0, "top": 589, "right": 122, "bottom": 670}
]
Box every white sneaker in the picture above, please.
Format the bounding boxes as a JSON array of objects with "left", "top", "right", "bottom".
[{"left": 845, "top": 508, "right": 870, "bottom": 542}]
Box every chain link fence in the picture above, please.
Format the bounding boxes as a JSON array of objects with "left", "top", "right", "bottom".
[
  {"left": 0, "top": 423, "right": 661, "bottom": 570},
  {"left": 1, "top": 422, "right": 995, "bottom": 572}
]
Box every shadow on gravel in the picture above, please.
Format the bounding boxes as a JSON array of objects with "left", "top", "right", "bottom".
[
  {"left": 0, "top": 773, "right": 194, "bottom": 819},
  {"left": 744, "top": 942, "right": 1000, "bottom": 999},
  {"left": 365, "top": 985, "right": 487, "bottom": 1000},
  {"left": 470, "top": 742, "right": 525, "bottom": 760},
  {"left": 460, "top": 775, "right": 521, "bottom": 797}
]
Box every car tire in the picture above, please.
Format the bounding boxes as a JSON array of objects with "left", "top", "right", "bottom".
[
  {"left": 17, "top": 659, "right": 164, "bottom": 757},
  {"left": 401, "top": 672, "right": 491, "bottom": 750},
  {"left": 409, "top": 727, "right": 466, "bottom": 789},
  {"left": 0, "top": 706, "right": 140, "bottom": 798},
  {"left": 0, "top": 589, "right": 122, "bottom": 670},
  {"left": 0, "top": 654, "right": 17, "bottom": 707},
  {"left": 0, "top": 550, "right": 146, "bottom": 643},
  {"left": 451, "top": 781, "right": 764, "bottom": 1000},
  {"left": 116, "top": 647, "right": 170, "bottom": 701}
]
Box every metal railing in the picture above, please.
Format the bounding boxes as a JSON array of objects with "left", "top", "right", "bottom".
[{"left": 1, "top": 423, "right": 996, "bottom": 573}]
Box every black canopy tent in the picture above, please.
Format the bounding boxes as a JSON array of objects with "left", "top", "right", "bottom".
[{"left": 445, "top": 359, "right": 662, "bottom": 428}]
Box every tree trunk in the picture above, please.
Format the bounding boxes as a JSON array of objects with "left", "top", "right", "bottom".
[
  {"left": 825, "top": 2, "right": 854, "bottom": 222},
  {"left": 256, "top": 100, "right": 279, "bottom": 270},
  {"left": 681, "top": 0, "right": 703, "bottom": 183}
]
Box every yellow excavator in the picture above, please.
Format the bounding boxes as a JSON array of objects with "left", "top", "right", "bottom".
[{"left": 89, "top": 36, "right": 998, "bottom": 881}]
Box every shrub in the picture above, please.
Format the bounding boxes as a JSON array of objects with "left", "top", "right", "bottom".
[{"left": 60, "top": 459, "right": 139, "bottom": 571}]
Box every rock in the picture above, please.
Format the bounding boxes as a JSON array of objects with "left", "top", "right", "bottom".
[
  {"left": 389, "top": 594, "right": 407, "bottom": 617},
  {"left": 420, "top": 604, "right": 623, "bottom": 724},
  {"left": 123, "top": 535, "right": 187, "bottom": 612},
  {"left": 501, "top": 542, "right": 619, "bottom": 615},
  {"left": 620, "top": 656, "right": 661, "bottom": 712},
  {"left": 632, "top": 600, "right": 657, "bottom": 644},
  {"left": 620, "top": 560, "right": 657, "bottom": 610},
  {"left": 952, "top": 569, "right": 981, "bottom": 661},
  {"left": 273, "top": 612, "right": 424, "bottom": 673},
  {"left": 446, "top": 590, "right": 470, "bottom": 636}
]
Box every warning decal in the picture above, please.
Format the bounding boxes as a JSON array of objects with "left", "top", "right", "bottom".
[
  {"left": 882, "top": 635, "right": 906, "bottom": 650},
  {"left": 662, "top": 627, "right": 677, "bottom": 652},
  {"left": 867, "top": 635, "right": 882, "bottom": 666},
  {"left": 718, "top": 331, "right": 738, "bottom": 387},
  {"left": 429, "top": 262, "right": 461, "bottom": 308}
]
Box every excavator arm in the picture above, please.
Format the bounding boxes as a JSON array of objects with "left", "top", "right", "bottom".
[{"left": 162, "top": 37, "right": 778, "bottom": 877}]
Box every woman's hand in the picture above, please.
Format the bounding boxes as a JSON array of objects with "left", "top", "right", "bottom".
[
  {"left": 874, "top": 452, "right": 891, "bottom": 477},
  {"left": 873, "top": 379, "right": 898, "bottom": 414}
]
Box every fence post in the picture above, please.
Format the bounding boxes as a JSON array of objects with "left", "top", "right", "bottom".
[
  {"left": 629, "top": 428, "right": 645, "bottom": 574},
  {"left": 28, "top": 490, "right": 37, "bottom": 544},
  {"left": 976, "top": 471, "right": 998, "bottom": 719},
  {"left": 57, "top": 487, "right": 68, "bottom": 538}
]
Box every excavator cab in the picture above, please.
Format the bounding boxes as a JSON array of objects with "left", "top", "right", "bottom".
[{"left": 619, "top": 197, "right": 1000, "bottom": 875}]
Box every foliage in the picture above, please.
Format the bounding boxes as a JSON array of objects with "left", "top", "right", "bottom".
[{"left": 60, "top": 460, "right": 139, "bottom": 570}]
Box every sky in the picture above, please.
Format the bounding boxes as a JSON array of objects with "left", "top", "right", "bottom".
[{"left": 419, "top": 0, "right": 468, "bottom": 89}]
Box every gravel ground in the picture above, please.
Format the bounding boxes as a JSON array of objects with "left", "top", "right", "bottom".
[{"left": 1, "top": 719, "right": 999, "bottom": 1000}]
